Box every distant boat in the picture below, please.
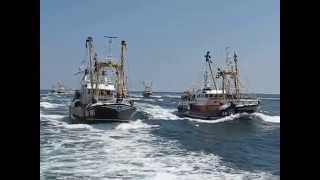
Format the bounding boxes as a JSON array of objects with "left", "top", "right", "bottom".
[
  {"left": 177, "top": 50, "right": 260, "bottom": 120},
  {"left": 69, "top": 37, "right": 136, "bottom": 123},
  {"left": 50, "top": 81, "right": 69, "bottom": 94},
  {"left": 142, "top": 81, "right": 152, "bottom": 98}
]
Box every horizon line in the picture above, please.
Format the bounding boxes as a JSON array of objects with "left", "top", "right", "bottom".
[{"left": 40, "top": 89, "right": 280, "bottom": 95}]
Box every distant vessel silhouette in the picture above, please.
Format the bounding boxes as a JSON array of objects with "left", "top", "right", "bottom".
[{"left": 142, "top": 81, "right": 152, "bottom": 98}]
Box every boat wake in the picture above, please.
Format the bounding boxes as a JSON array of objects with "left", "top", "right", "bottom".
[
  {"left": 136, "top": 102, "right": 280, "bottom": 124},
  {"left": 40, "top": 111, "right": 65, "bottom": 120},
  {"left": 41, "top": 111, "right": 277, "bottom": 180},
  {"left": 115, "top": 119, "right": 160, "bottom": 130},
  {"left": 187, "top": 113, "right": 246, "bottom": 124},
  {"left": 40, "top": 92, "right": 279, "bottom": 179},
  {"left": 136, "top": 102, "right": 182, "bottom": 120},
  {"left": 250, "top": 112, "right": 280, "bottom": 123},
  {"left": 40, "top": 102, "right": 64, "bottom": 109}
]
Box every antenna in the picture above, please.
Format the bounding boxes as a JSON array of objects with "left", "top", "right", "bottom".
[
  {"left": 104, "top": 35, "right": 119, "bottom": 59},
  {"left": 225, "top": 46, "right": 232, "bottom": 69}
]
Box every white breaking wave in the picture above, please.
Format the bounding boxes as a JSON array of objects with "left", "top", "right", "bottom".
[
  {"left": 62, "top": 123, "right": 96, "bottom": 130},
  {"left": 187, "top": 113, "right": 248, "bottom": 124},
  {"left": 188, "top": 112, "right": 280, "bottom": 124},
  {"left": 40, "top": 102, "right": 64, "bottom": 109},
  {"left": 137, "top": 102, "right": 182, "bottom": 120},
  {"left": 115, "top": 119, "right": 159, "bottom": 130},
  {"left": 250, "top": 113, "right": 280, "bottom": 123},
  {"left": 163, "top": 95, "right": 181, "bottom": 98},
  {"left": 40, "top": 113, "right": 65, "bottom": 120},
  {"left": 41, "top": 118, "right": 277, "bottom": 180},
  {"left": 40, "top": 111, "right": 101, "bottom": 132},
  {"left": 40, "top": 94, "right": 279, "bottom": 180},
  {"left": 143, "top": 99, "right": 157, "bottom": 102}
]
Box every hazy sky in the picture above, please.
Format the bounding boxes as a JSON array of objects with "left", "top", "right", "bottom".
[{"left": 41, "top": 0, "right": 279, "bottom": 94}]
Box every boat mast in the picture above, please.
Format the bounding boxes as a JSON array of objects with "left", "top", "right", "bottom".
[
  {"left": 121, "top": 40, "right": 128, "bottom": 97},
  {"left": 233, "top": 51, "right": 240, "bottom": 99},
  {"left": 94, "top": 53, "right": 100, "bottom": 98},
  {"left": 117, "top": 40, "right": 127, "bottom": 98},
  {"left": 204, "top": 51, "right": 218, "bottom": 91},
  {"left": 225, "top": 47, "right": 232, "bottom": 95},
  {"left": 86, "top": 37, "right": 95, "bottom": 102},
  {"left": 204, "top": 66, "right": 209, "bottom": 89}
]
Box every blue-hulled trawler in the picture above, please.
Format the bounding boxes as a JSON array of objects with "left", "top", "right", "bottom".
[{"left": 69, "top": 37, "right": 136, "bottom": 123}]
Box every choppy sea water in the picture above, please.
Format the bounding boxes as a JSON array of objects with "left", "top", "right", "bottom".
[{"left": 40, "top": 90, "right": 280, "bottom": 180}]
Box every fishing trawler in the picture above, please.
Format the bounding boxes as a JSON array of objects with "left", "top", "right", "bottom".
[
  {"left": 69, "top": 36, "right": 136, "bottom": 123},
  {"left": 177, "top": 49, "right": 260, "bottom": 120},
  {"left": 50, "top": 81, "right": 67, "bottom": 94},
  {"left": 142, "top": 81, "right": 152, "bottom": 98}
]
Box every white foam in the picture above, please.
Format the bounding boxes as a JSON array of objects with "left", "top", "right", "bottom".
[
  {"left": 260, "top": 97, "right": 280, "bottom": 101},
  {"left": 187, "top": 113, "right": 247, "bottom": 124},
  {"left": 41, "top": 115, "right": 278, "bottom": 180},
  {"left": 115, "top": 120, "right": 159, "bottom": 130},
  {"left": 137, "top": 102, "right": 181, "bottom": 120},
  {"left": 41, "top": 98, "right": 279, "bottom": 179},
  {"left": 41, "top": 96, "right": 49, "bottom": 100},
  {"left": 152, "top": 173, "right": 177, "bottom": 180},
  {"left": 152, "top": 95, "right": 162, "bottom": 98},
  {"left": 40, "top": 113, "right": 65, "bottom": 120},
  {"left": 250, "top": 113, "right": 280, "bottom": 123},
  {"left": 40, "top": 102, "right": 63, "bottom": 109},
  {"left": 143, "top": 99, "right": 157, "bottom": 102},
  {"left": 163, "top": 95, "right": 181, "bottom": 98},
  {"left": 63, "top": 123, "right": 95, "bottom": 130},
  {"left": 151, "top": 171, "right": 275, "bottom": 180},
  {"left": 40, "top": 112, "right": 102, "bottom": 133}
]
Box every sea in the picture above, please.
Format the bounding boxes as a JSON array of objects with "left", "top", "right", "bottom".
[{"left": 40, "top": 90, "right": 280, "bottom": 180}]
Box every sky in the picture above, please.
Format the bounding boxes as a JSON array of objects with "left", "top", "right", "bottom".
[{"left": 41, "top": 0, "right": 279, "bottom": 94}]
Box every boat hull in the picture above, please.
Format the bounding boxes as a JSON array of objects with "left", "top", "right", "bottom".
[
  {"left": 177, "top": 103, "right": 259, "bottom": 120},
  {"left": 143, "top": 92, "right": 152, "bottom": 98},
  {"left": 235, "top": 104, "right": 258, "bottom": 113},
  {"left": 70, "top": 103, "right": 137, "bottom": 123},
  {"left": 178, "top": 111, "right": 223, "bottom": 120}
]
